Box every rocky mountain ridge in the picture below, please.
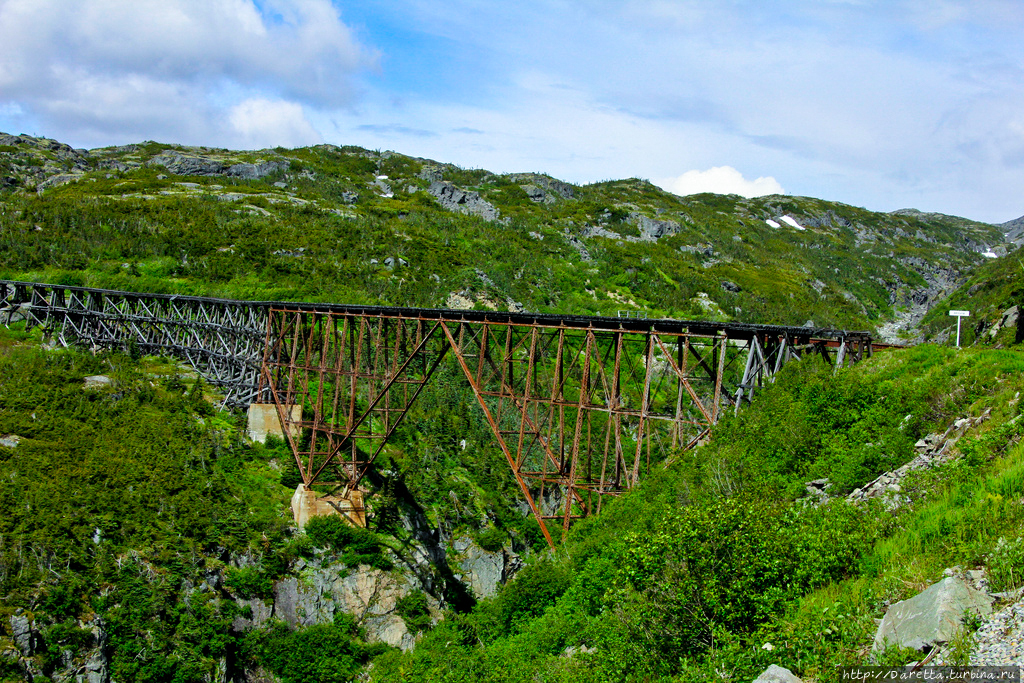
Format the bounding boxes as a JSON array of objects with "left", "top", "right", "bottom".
[{"left": 0, "top": 132, "right": 1013, "bottom": 344}]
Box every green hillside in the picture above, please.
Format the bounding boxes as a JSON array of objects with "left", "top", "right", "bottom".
[
  {"left": 0, "top": 133, "right": 1005, "bottom": 338},
  {"left": 2, "top": 325, "right": 1023, "bottom": 682},
  {"left": 1, "top": 133, "right": 1023, "bottom": 682}
]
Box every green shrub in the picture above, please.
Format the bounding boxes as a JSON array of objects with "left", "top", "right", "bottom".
[
  {"left": 988, "top": 535, "right": 1024, "bottom": 591},
  {"left": 490, "top": 559, "right": 569, "bottom": 635},
  {"left": 225, "top": 566, "right": 274, "bottom": 599},
  {"left": 476, "top": 526, "right": 505, "bottom": 552},
  {"left": 395, "top": 591, "right": 432, "bottom": 633},
  {"left": 304, "top": 515, "right": 393, "bottom": 570},
  {"left": 242, "top": 615, "right": 385, "bottom": 683}
]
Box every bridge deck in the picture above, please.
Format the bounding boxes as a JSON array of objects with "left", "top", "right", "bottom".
[{"left": 1, "top": 279, "right": 872, "bottom": 339}]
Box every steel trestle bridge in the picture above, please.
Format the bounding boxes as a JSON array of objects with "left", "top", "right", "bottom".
[{"left": 1, "top": 280, "right": 875, "bottom": 546}]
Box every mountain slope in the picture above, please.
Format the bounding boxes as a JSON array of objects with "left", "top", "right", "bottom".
[{"left": 0, "top": 133, "right": 1007, "bottom": 342}]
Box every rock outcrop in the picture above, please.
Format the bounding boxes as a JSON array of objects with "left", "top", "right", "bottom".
[
  {"left": 0, "top": 434, "right": 21, "bottom": 448},
  {"left": 427, "top": 181, "right": 499, "bottom": 221},
  {"left": 753, "top": 664, "right": 803, "bottom": 683},
  {"left": 847, "top": 411, "right": 993, "bottom": 509},
  {"left": 873, "top": 576, "right": 994, "bottom": 653},
  {"left": 508, "top": 173, "right": 575, "bottom": 200},
  {"left": 450, "top": 535, "right": 523, "bottom": 600},
  {"left": 631, "top": 213, "right": 681, "bottom": 240},
  {"left": 271, "top": 565, "right": 427, "bottom": 651},
  {"left": 147, "top": 151, "right": 288, "bottom": 179}
]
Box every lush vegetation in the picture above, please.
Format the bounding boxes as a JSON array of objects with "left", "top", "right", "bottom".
[
  {"left": 369, "top": 344, "right": 1024, "bottom": 682},
  {"left": 1, "top": 133, "right": 1022, "bottom": 682},
  {"left": 0, "top": 326, "right": 383, "bottom": 681},
  {"left": 3, "top": 319, "right": 1023, "bottom": 681}
]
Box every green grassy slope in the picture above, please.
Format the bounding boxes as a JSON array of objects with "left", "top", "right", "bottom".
[
  {"left": 918, "top": 245, "right": 1024, "bottom": 346},
  {"left": 2, "top": 315, "right": 1024, "bottom": 681},
  {"left": 369, "top": 344, "right": 1024, "bottom": 683}
]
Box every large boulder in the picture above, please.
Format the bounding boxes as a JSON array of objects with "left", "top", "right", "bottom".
[
  {"left": 753, "top": 664, "right": 803, "bottom": 683},
  {"left": 873, "top": 576, "right": 993, "bottom": 652},
  {"left": 147, "top": 152, "right": 226, "bottom": 176},
  {"left": 427, "top": 181, "right": 499, "bottom": 221}
]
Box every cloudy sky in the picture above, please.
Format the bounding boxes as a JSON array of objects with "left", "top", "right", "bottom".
[{"left": 1, "top": 0, "right": 1022, "bottom": 223}]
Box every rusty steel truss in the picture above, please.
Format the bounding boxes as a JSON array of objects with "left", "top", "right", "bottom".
[{"left": 2, "top": 280, "right": 875, "bottom": 546}]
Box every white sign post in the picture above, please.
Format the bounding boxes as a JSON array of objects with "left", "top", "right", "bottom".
[{"left": 949, "top": 310, "right": 970, "bottom": 348}]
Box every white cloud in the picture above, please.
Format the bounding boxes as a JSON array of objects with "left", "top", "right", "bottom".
[
  {"left": 228, "top": 98, "right": 322, "bottom": 149},
  {"left": 656, "top": 167, "right": 784, "bottom": 198},
  {"left": 0, "top": 0, "right": 370, "bottom": 147}
]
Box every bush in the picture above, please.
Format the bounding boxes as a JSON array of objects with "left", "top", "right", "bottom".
[
  {"left": 395, "top": 591, "right": 432, "bottom": 633},
  {"left": 225, "top": 566, "right": 273, "bottom": 600},
  {"left": 476, "top": 526, "right": 505, "bottom": 552},
  {"left": 242, "top": 615, "right": 385, "bottom": 683},
  {"left": 988, "top": 535, "right": 1024, "bottom": 591},
  {"left": 304, "top": 515, "right": 393, "bottom": 570}
]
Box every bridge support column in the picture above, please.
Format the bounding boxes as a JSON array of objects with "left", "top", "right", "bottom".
[
  {"left": 290, "top": 484, "right": 366, "bottom": 530},
  {"left": 247, "top": 403, "right": 301, "bottom": 443}
]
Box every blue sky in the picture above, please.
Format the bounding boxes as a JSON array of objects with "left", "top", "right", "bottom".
[{"left": 1, "top": 0, "right": 1022, "bottom": 223}]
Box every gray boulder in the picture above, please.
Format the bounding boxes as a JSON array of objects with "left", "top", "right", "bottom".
[
  {"left": 508, "top": 173, "right": 575, "bottom": 199},
  {"left": 226, "top": 160, "right": 289, "bottom": 180},
  {"left": 427, "top": 181, "right": 499, "bottom": 221},
  {"left": 721, "top": 280, "right": 742, "bottom": 293},
  {"left": 84, "top": 375, "right": 113, "bottom": 390},
  {"left": 753, "top": 664, "right": 803, "bottom": 683},
  {"left": 147, "top": 152, "right": 225, "bottom": 176},
  {"left": 521, "top": 184, "right": 545, "bottom": 201},
  {"left": 10, "top": 614, "right": 32, "bottom": 656},
  {"left": 631, "top": 213, "right": 681, "bottom": 240},
  {"left": 873, "top": 576, "right": 993, "bottom": 652}
]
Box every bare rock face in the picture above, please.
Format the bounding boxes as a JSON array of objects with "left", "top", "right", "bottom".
[
  {"left": 9, "top": 614, "right": 33, "bottom": 656},
  {"left": 450, "top": 535, "right": 522, "bottom": 600},
  {"left": 227, "top": 160, "right": 289, "bottom": 180},
  {"left": 271, "top": 565, "right": 429, "bottom": 651},
  {"left": 873, "top": 576, "right": 994, "bottom": 652},
  {"left": 427, "top": 181, "right": 499, "bottom": 221},
  {"left": 630, "top": 213, "right": 681, "bottom": 240},
  {"left": 148, "top": 152, "right": 226, "bottom": 176},
  {"left": 753, "top": 664, "right": 803, "bottom": 683}
]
